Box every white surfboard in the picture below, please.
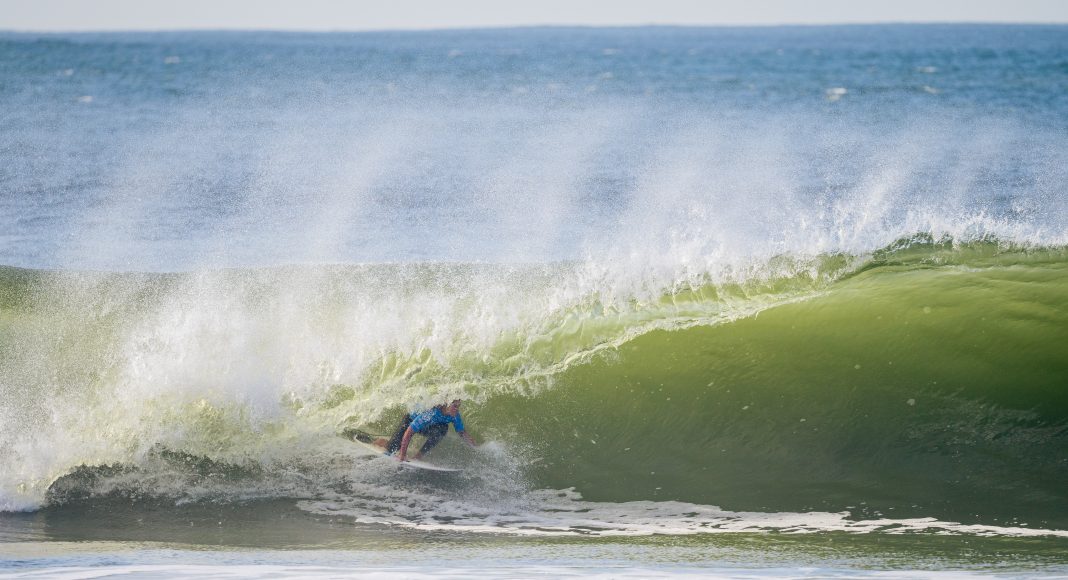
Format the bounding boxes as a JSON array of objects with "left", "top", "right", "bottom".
[{"left": 343, "top": 430, "right": 461, "bottom": 472}]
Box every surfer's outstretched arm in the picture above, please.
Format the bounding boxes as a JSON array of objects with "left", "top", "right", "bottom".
[
  {"left": 459, "top": 430, "right": 478, "bottom": 448},
  {"left": 397, "top": 426, "right": 415, "bottom": 461}
]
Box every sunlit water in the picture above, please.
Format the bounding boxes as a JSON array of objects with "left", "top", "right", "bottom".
[{"left": 2, "top": 25, "right": 1068, "bottom": 577}]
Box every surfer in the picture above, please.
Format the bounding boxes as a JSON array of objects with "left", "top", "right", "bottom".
[{"left": 378, "top": 399, "right": 477, "bottom": 462}]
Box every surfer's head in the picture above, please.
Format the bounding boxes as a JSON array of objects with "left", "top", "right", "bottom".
[{"left": 446, "top": 399, "right": 462, "bottom": 415}]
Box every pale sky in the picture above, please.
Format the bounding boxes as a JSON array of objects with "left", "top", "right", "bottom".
[{"left": 1, "top": 0, "right": 1066, "bottom": 31}]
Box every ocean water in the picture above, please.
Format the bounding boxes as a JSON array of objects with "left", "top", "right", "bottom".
[{"left": 1, "top": 25, "right": 1068, "bottom": 577}]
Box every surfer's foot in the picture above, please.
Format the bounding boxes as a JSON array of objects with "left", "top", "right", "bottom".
[{"left": 374, "top": 437, "right": 388, "bottom": 448}]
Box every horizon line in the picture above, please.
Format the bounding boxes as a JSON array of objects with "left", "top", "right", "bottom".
[{"left": 3, "top": 20, "right": 1068, "bottom": 35}]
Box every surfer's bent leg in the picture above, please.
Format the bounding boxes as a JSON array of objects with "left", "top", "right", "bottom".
[
  {"left": 418, "top": 423, "right": 449, "bottom": 455},
  {"left": 386, "top": 414, "right": 414, "bottom": 454}
]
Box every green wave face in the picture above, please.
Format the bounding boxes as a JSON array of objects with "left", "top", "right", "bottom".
[
  {"left": 476, "top": 252, "right": 1068, "bottom": 528},
  {"left": 2, "top": 242, "right": 1067, "bottom": 530}
]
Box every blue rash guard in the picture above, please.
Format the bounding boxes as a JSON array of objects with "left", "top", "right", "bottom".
[{"left": 409, "top": 407, "right": 465, "bottom": 434}]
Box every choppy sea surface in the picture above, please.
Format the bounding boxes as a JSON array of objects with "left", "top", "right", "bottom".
[{"left": 1, "top": 25, "right": 1067, "bottom": 577}]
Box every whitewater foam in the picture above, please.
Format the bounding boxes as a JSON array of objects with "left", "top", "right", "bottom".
[{"left": 300, "top": 486, "right": 1068, "bottom": 539}]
